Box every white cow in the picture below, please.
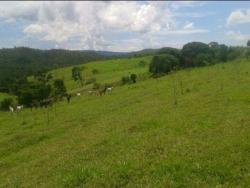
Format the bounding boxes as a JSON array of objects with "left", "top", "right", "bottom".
[
  {"left": 9, "top": 106, "right": 14, "bottom": 112},
  {"left": 107, "top": 87, "right": 113, "bottom": 92},
  {"left": 76, "top": 92, "right": 81, "bottom": 96},
  {"left": 16, "top": 105, "right": 24, "bottom": 111}
]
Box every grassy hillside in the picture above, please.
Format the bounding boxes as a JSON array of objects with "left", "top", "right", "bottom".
[
  {"left": 0, "top": 58, "right": 250, "bottom": 187},
  {"left": 51, "top": 56, "right": 152, "bottom": 92}
]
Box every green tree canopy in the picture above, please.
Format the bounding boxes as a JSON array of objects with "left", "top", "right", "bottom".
[
  {"left": 53, "top": 79, "right": 67, "bottom": 99},
  {"left": 149, "top": 54, "right": 180, "bottom": 76},
  {"left": 181, "top": 42, "right": 212, "bottom": 67},
  {"left": 72, "top": 66, "right": 84, "bottom": 86}
]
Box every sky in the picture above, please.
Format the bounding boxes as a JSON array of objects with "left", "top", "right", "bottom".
[{"left": 0, "top": 1, "right": 250, "bottom": 52}]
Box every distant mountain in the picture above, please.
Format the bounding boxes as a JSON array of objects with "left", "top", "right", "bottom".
[
  {"left": 95, "top": 51, "right": 129, "bottom": 57},
  {"left": 127, "top": 48, "right": 160, "bottom": 56}
]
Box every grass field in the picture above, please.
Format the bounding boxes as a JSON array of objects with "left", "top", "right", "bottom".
[
  {"left": 50, "top": 56, "right": 152, "bottom": 92},
  {"left": 0, "top": 57, "right": 250, "bottom": 187}
]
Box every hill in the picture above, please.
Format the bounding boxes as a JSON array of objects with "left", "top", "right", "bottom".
[
  {"left": 0, "top": 47, "right": 161, "bottom": 93},
  {"left": 0, "top": 56, "right": 249, "bottom": 187},
  {"left": 50, "top": 56, "right": 152, "bottom": 92},
  {"left": 0, "top": 47, "right": 104, "bottom": 92}
]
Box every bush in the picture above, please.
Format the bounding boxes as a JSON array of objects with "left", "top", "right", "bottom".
[
  {"left": 149, "top": 54, "right": 180, "bottom": 76},
  {"left": 121, "top": 76, "right": 132, "bottom": 85},
  {"left": 130, "top": 74, "right": 137, "bottom": 83},
  {"left": 0, "top": 97, "right": 14, "bottom": 111}
]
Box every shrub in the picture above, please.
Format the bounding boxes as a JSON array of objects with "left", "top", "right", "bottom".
[
  {"left": 130, "top": 74, "right": 137, "bottom": 83},
  {"left": 0, "top": 97, "right": 14, "bottom": 111},
  {"left": 121, "top": 76, "right": 131, "bottom": 85}
]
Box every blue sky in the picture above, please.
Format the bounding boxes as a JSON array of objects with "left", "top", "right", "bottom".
[{"left": 0, "top": 1, "right": 250, "bottom": 52}]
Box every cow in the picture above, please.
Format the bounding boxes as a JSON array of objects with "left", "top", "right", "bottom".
[
  {"left": 106, "top": 87, "right": 113, "bottom": 93},
  {"left": 98, "top": 87, "right": 107, "bottom": 96},
  {"left": 9, "top": 106, "right": 14, "bottom": 112},
  {"left": 16, "top": 105, "right": 24, "bottom": 112}
]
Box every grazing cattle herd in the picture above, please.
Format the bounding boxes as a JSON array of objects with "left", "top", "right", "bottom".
[{"left": 8, "top": 86, "right": 114, "bottom": 113}]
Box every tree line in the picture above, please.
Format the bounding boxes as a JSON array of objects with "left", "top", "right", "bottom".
[
  {"left": 0, "top": 71, "right": 68, "bottom": 110},
  {"left": 149, "top": 41, "right": 250, "bottom": 76}
]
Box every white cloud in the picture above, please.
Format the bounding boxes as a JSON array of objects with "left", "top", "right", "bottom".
[
  {"left": 0, "top": 1, "right": 208, "bottom": 51},
  {"left": 23, "top": 24, "right": 44, "bottom": 34},
  {"left": 183, "top": 22, "right": 194, "bottom": 29},
  {"left": 154, "top": 29, "right": 208, "bottom": 36},
  {"left": 174, "top": 11, "right": 215, "bottom": 18},
  {"left": 2, "top": 1, "right": 176, "bottom": 49},
  {"left": 227, "top": 9, "right": 250, "bottom": 26},
  {"left": 226, "top": 31, "right": 250, "bottom": 41},
  {"left": 170, "top": 1, "right": 205, "bottom": 10}
]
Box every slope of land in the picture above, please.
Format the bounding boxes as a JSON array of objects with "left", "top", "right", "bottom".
[
  {"left": 50, "top": 56, "right": 152, "bottom": 92},
  {"left": 0, "top": 57, "right": 249, "bottom": 187}
]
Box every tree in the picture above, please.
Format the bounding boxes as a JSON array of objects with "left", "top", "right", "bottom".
[
  {"left": 245, "top": 48, "right": 250, "bottom": 59},
  {"left": 130, "top": 73, "right": 137, "bottom": 83},
  {"left": 208, "top": 41, "right": 219, "bottom": 48},
  {"left": 247, "top": 40, "right": 250, "bottom": 47},
  {"left": 149, "top": 54, "right": 180, "bottom": 76},
  {"left": 46, "top": 73, "right": 53, "bottom": 82},
  {"left": 158, "top": 47, "right": 181, "bottom": 60},
  {"left": 17, "top": 81, "right": 52, "bottom": 107},
  {"left": 181, "top": 42, "right": 212, "bottom": 67},
  {"left": 53, "top": 79, "right": 67, "bottom": 99},
  {"left": 18, "top": 88, "right": 34, "bottom": 107},
  {"left": 34, "top": 71, "right": 47, "bottom": 83},
  {"left": 227, "top": 47, "right": 244, "bottom": 61},
  {"left": 72, "top": 66, "right": 84, "bottom": 86},
  {"left": 209, "top": 42, "right": 228, "bottom": 63}
]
